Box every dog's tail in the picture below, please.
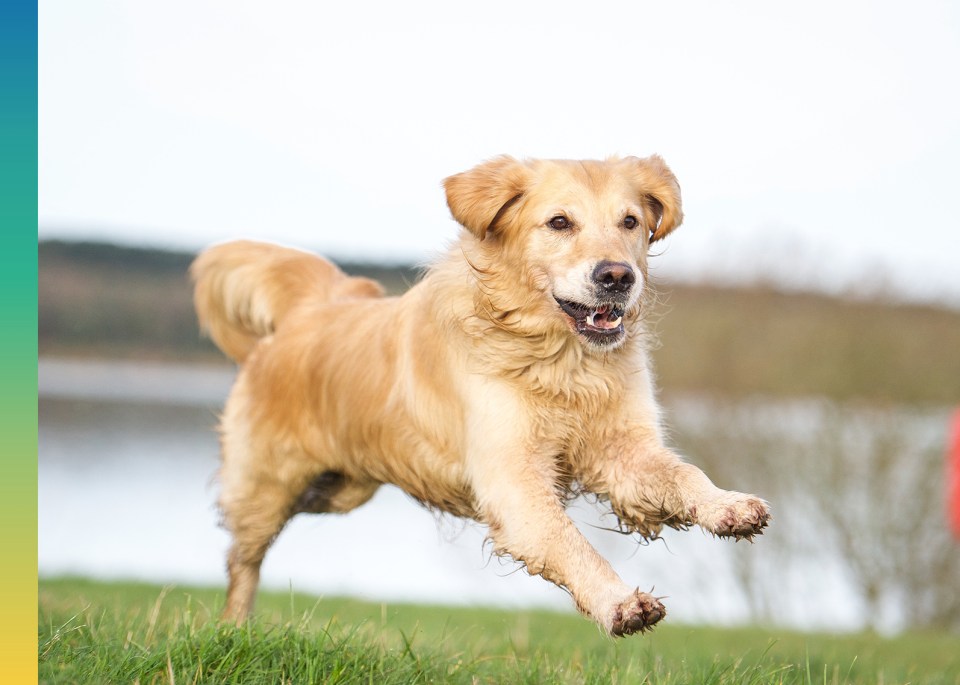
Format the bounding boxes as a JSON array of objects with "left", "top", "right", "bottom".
[{"left": 190, "top": 240, "right": 385, "bottom": 363}]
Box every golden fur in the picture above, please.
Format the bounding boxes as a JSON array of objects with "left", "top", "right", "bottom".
[{"left": 192, "top": 155, "right": 770, "bottom": 637}]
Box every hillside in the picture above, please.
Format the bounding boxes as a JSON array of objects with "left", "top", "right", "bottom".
[{"left": 38, "top": 240, "right": 960, "bottom": 404}]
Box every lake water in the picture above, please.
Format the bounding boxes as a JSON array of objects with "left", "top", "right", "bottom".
[{"left": 38, "top": 358, "right": 954, "bottom": 631}]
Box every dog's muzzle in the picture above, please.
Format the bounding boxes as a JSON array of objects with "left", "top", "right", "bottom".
[{"left": 554, "top": 261, "right": 637, "bottom": 348}]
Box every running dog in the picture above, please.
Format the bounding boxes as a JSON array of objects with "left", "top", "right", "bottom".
[{"left": 191, "top": 155, "right": 770, "bottom": 637}]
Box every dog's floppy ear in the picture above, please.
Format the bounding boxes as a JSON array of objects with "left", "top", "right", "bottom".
[
  {"left": 444, "top": 156, "right": 530, "bottom": 240},
  {"left": 626, "top": 155, "right": 683, "bottom": 243}
]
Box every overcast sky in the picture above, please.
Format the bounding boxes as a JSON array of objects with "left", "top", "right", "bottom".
[{"left": 39, "top": 1, "right": 960, "bottom": 304}]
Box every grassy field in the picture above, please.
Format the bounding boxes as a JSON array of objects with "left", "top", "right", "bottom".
[{"left": 39, "top": 578, "right": 960, "bottom": 684}]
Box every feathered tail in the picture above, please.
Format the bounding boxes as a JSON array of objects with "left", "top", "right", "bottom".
[{"left": 190, "top": 240, "right": 384, "bottom": 362}]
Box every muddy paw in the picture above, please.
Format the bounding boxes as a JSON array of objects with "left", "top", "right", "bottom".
[
  {"left": 696, "top": 493, "right": 771, "bottom": 540},
  {"left": 610, "top": 590, "right": 666, "bottom": 637}
]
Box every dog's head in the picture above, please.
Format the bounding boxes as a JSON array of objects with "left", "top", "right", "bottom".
[{"left": 444, "top": 156, "right": 682, "bottom": 351}]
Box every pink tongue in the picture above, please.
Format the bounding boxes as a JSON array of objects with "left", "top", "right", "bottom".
[{"left": 592, "top": 306, "right": 617, "bottom": 329}]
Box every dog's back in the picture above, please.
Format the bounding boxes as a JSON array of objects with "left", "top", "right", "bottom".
[{"left": 190, "top": 240, "right": 384, "bottom": 362}]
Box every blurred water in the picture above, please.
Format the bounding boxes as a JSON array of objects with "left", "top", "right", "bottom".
[{"left": 40, "top": 357, "right": 920, "bottom": 630}]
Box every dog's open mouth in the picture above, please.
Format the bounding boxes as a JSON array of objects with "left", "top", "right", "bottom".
[{"left": 555, "top": 298, "right": 626, "bottom": 345}]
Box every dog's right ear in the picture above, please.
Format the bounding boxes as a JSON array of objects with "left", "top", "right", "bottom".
[{"left": 444, "top": 156, "right": 529, "bottom": 240}]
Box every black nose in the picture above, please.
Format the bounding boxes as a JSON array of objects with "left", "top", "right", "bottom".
[{"left": 592, "top": 261, "right": 636, "bottom": 293}]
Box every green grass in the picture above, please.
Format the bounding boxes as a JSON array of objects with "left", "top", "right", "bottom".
[{"left": 39, "top": 578, "right": 960, "bottom": 684}]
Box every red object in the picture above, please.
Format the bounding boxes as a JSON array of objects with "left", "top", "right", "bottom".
[{"left": 949, "top": 409, "right": 960, "bottom": 539}]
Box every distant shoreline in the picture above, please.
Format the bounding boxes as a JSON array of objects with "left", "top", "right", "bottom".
[{"left": 39, "top": 240, "right": 960, "bottom": 405}]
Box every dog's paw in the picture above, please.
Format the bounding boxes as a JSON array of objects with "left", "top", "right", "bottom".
[
  {"left": 609, "top": 589, "right": 666, "bottom": 637},
  {"left": 693, "top": 492, "right": 770, "bottom": 541}
]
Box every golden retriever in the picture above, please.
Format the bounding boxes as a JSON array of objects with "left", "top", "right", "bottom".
[{"left": 191, "top": 155, "right": 770, "bottom": 637}]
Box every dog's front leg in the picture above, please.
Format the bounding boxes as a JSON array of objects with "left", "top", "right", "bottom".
[
  {"left": 579, "top": 426, "right": 770, "bottom": 540},
  {"left": 471, "top": 449, "right": 666, "bottom": 636},
  {"left": 464, "top": 387, "right": 664, "bottom": 636}
]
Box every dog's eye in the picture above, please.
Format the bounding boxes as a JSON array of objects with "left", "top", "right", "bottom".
[
  {"left": 623, "top": 215, "right": 638, "bottom": 230},
  {"left": 548, "top": 216, "right": 571, "bottom": 230}
]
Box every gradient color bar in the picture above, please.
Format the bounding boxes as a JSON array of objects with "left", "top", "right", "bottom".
[{"left": 1, "top": 0, "right": 38, "bottom": 682}]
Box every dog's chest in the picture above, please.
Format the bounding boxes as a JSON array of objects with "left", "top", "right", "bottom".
[{"left": 519, "top": 352, "right": 631, "bottom": 415}]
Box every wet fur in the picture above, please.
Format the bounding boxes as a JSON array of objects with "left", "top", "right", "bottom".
[{"left": 192, "top": 155, "right": 770, "bottom": 637}]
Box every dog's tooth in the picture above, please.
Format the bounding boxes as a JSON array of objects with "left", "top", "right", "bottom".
[
  {"left": 610, "top": 315, "right": 622, "bottom": 327},
  {"left": 587, "top": 311, "right": 596, "bottom": 327}
]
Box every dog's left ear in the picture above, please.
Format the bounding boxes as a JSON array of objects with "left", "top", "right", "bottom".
[
  {"left": 625, "top": 155, "right": 683, "bottom": 243},
  {"left": 444, "top": 156, "right": 530, "bottom": 240}
]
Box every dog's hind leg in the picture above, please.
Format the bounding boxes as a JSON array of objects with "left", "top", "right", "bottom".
[
  {"left": 217, "top": 429, "right": 381, "bottom": 624},
  {"left": 218, "top": 469, "right": 299, "bottom": 623}
]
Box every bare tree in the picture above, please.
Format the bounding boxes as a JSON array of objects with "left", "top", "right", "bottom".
[{"left": 666, "top": 396, "right": 960, "bottom": 631}]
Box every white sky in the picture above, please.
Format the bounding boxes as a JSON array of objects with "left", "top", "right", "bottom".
[{"left": 39, "top": 1, "right": 960, "bottom": 304}]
